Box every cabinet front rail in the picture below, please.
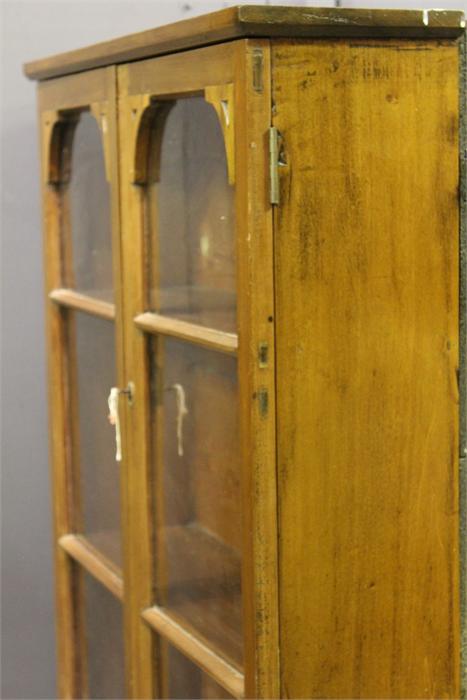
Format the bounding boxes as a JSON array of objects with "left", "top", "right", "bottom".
[
  {"left": 134, "top": 311, "right": 238, "bottom": 354},
  {"left": 142, "top": 605, "right": 244, "bottom": 698},
  {"left": 49, "top": 288, "right": 115, "bottom": 321},
  {"left": 58, "top": 534, "right": 123, "bottom": 600}
]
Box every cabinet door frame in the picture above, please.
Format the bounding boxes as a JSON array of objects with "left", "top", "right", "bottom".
[
  {"left": 117, "top": 39, "right": 279, "bottom": 699},
  {"left": 38, "top": 66, "right": 126, "bottom": 698}
]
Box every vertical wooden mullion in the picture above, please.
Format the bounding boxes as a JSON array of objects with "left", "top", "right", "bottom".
[
  {"left": 234, "top": 40, "right": 280, "bottom": 699},
  {"left": 101, "top": 66, "right": 132, "bottom": 697},
  {"left": 117, "top": 72, "right": 156, "bottom": 699}
]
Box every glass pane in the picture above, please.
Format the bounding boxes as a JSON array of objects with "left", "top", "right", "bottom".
[
  {"left": 83, "top": 572, "right": 125, "bottom": 699},
  {"left": 73, "top": 311, "right": 121, "bottom": 567},
  {"left": 148, "top": 97, "right": 236, "bottom": 332},
  {"left": 151, "top": 339, "right": 242, "bottom": 667},
  {"left": 67, "top": 111, "right": 113, "bottom": 302},
  {"left": 164, "top": 643, "right": 234, "bottom": 700}
]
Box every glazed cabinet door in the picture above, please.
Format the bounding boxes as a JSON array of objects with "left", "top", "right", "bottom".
[
  {"left": 118, "top": 41, "right": 279, "bottom": 699},
  {"left": 38, "top": 68, "right": 126, "bottom": 698}
]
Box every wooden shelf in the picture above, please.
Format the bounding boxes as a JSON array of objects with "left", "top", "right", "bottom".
[
  {"left": 154, "top": 286, "right": 236, "bottom": 331},
  {"left": 161, "top": 524, "right": 240, "bottom": 595},
  {"left": 49, "top": 288, "right": 115, "bottom": 321},
  {"left": 157, "top": 523, "right": 243, "bottom": 670},
  {"left": 58, "top": 534, "right": 123, "bottom": 601}
]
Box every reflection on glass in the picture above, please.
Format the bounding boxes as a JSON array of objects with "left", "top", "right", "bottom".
[
  {"left": 165, "top": 644, "right": 234, "bottom": 699},
  {"left": 83, "top": 572, "right": 125, "bottom": 699},
  {"left": 73, "top": 311, "right": 121, "bottom": 567},
  {"left": 149, "top": 97, "right": 236, "bottom": 332},
  {"left": 150, "top": 338, "right": 242, "bottom": 667},
  {"left": 67, "top": 111, "right": 113, "bottom": 302}
]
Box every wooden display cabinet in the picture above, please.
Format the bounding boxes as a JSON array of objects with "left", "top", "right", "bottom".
[{"left": 24, "top": 6, "right": 466, "bottom": 699}]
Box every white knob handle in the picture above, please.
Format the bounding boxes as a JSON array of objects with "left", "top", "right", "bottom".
[
  {"left": 170, "top": 383, "right": 188, "bottom": 457},
  {"left": 107, "top": 387, "right": 122, "bottom": 462}
]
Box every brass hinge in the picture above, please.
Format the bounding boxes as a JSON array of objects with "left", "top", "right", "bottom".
[{"left": 269, "top": 126, "right": 283, "bottom": 206}]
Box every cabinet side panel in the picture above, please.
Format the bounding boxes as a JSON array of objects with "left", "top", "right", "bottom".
[
  {"left": 459, "top": 33, "right": 467, "bottom": 700},
  {"left": 273, "top": 40, "right": 460, "bottom": 698}
]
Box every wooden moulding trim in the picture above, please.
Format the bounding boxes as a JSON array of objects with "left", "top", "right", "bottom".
[
  {"left": 49, "top": 288, "right": 115, "bottom": 321},
  {"left": 23, "top": 6, "right": 466, "bottom": 82},
  {"left": 134, "top": 311, "right": 238, "bottom": 355},
  {"left": 141, "top": 605, "right": 245, "bottom": 699},
  {"left": 459, "top": 32, "right": 467, "bottom": 699},
  {"left": 58, "top": 534, "right": 124, "bottom": 601}
]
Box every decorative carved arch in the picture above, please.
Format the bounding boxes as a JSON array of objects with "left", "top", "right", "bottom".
[
  {"left": 44, "top": 105, "right": 111, "bottom": 187},
  {"left": 42, "top": 102, "right": 110, "bottom": 185},
  {"left": 42, "top": 110, "right": 79, "bottom": 186},
  {"left": 131, "top": 84, "right": 235, "bottom": 187},
  {"left": 133, "top": 99, "right": 175, "bottom": 185}
]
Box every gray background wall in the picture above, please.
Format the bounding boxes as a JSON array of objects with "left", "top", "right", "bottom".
[{"left": 1, "top": 1, "right": 465, "bottom": 698}]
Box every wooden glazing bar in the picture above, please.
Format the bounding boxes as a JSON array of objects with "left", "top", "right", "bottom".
[
  {"left": 273, "top": 39, "right": 460, "bottom": 698},
  {"left": 59, "top": 534, "right": 124, "bottom": 601},
  {"left": 134, "top": 311, "right": 238, "bottom": 354},
  {"left": 141, "top": 605, "right": 245, "bottom": 699},
  {"left": 49, "top": 288, "right": 115, "bottom": 321}
]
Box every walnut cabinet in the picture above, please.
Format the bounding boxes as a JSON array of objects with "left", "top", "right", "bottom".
[{"left": 24, "top": 6, "right": 466, "bottom": 699}]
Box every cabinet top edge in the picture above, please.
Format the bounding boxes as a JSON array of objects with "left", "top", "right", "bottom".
[{"left": 23, "top": 5, "right": 466, "bottom": 82}]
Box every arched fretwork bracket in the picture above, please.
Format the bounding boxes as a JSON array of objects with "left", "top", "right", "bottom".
[
  {"left": 131, "top": 96, "right": 175, "bottom": 185},
  {"left": 41, "top": 109, "right": 79, "bottom": 186},
  {"left": 127, "top": 85, "right": 235, "bottom": 186},
  {"left": 204, "top": 83, "right": 235, "bottom": 185},
  {"left": 42, "top": 103, "right": 112, "bottom": 187}
]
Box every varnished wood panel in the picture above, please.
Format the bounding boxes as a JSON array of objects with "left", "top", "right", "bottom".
[
  {"left": 460, "top": 32, "right": 467, "bottom": 700},
  {"left": 124, "top": 42, "right": 235, "bottom": 99},
  {"left": 38, "top": 68, "right": 112, "bottom": 111},
  {"left": 273, "top": 40, "right": 460, "bottom": 698},
  {"left": 24, "top": 6, "right": 465, "bottom": 81}
]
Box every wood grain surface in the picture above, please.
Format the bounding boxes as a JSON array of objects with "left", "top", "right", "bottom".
[{"left": 273, "top": 39, "right": 461, "bottom": 698}]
